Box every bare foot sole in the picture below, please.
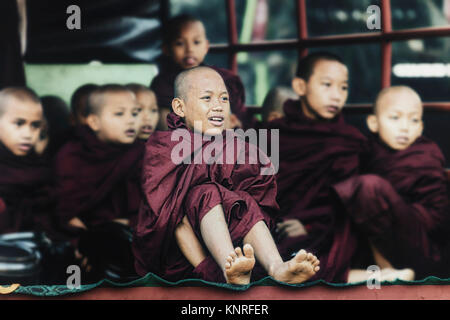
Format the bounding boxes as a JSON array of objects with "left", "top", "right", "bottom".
[
  {"left": 224, "top": 244, "right": 256, "bottom": 285},
  {"left": 271, "top": 249, "right": 320, "bottom": 284},
  {"left": 381, "top": 268, "right": 415, "bottom": 282}
]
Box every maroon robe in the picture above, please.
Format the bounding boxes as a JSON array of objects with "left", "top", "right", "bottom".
[
  {"left": 132, "top": 112, "right": 278, "bottom": 282},
  {"left": 0, "top": 142, "right": 54, "bottom": 234},
  {"left": 334, "top": 136, "right": 450, "bottom": 279},
  {"left": 266, "top": 99, "right": 368, "bottom": 282},
  {"left": 54, "top": 125, "right": 144, "bottom": 236},
  {"left": 150, "top": 57, "right": 255, "bottom": 129}
]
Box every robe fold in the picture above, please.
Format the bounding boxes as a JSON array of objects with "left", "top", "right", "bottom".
[
  {"left": 150, "top": 57, "right": 254, "bottom": 129},
  {"left": 54, "top": 125, "right": 144, "bottom": 234},
  {"left": 0, "top": 143, "right": 54, "bottom": 235},
  {"left": 334, "top": 136, "right": 450, "bottom": 279},
  {"left": 266, "top": 99, "right": 368, "bottom": 282},
  {"left": 132, "top": 112, "right": 278, "bottom": 282}
]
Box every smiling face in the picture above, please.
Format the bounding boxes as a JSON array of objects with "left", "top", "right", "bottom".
[
  {"left": 136, "top": 90, "right": 159, "bottom": 140},
  {"left": 293, "top": 59, "right": 349, "bottom": 120},
  {"left": 172, "top": 68, "right": 230, "bottom": 136},
  {"left": 368, "top": 87, "right": 423, "bottom": 150},
  {"left": 167, "top": 21, "right": 210, "bottom": 69},
  {"left": 0, "top": 97, "right": 43, "bottom": 156},
  {"left": 87, "top": 91, "right": 142, "bottom": 144}
]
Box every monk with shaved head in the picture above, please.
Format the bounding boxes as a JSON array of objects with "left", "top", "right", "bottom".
[
  {"left": 133, "top": 66, "right": 320, "bottom": 285},
  {"left": 0, "top": 87, "right": 53, "bottom": 235},
  {"left": 334, "top": 86, "right": 450, "bottom": 280}
]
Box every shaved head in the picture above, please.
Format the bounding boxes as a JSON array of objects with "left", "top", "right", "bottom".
[
  {"left": 86, "top": 84, "right": 135, "bottom": 116},
  {"left": 0, "top": 87, "right": 41, "bottom": 117},
  {"left": 174, "top": 66, "right": 223, "bottom": 102},
  {"left": 374, "top": 86, "right": 422, "bottom": 115}
]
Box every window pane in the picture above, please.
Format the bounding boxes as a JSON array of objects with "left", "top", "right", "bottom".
[
  {"left": 204, "top": 53, "right": 230, "bottom": 70},
  {"left": 391, "top": 38, "right": 450, "bottom": 101},
  {"left": 24, "top": 63, "right": 158, "bottom": 105},
  {"left": 309, "top": 44, "right": 381, "bottom": 104},
  {"left": 237, "top": 50, "right": 297, "bottom": 106},
  {"left": 391, "top": 0, "right": 450, "bottom": 30},
  {"left": 170, "top": 0, "right": 228, "bottom": 44},
  {"left": 306, "top": 0, "right": 381, "bottom": 36},
  {"left": 236, "top": 0, "right": 297, "bottom": 43}
]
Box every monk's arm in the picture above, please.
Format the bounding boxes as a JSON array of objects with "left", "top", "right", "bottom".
[{"left": 175, "top": 215, "right": 207, "bottom": 268}]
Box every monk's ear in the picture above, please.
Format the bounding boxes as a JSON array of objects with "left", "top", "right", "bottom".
[
  {"left": 172, "top": 98, "right": 186, "bottom": 118},
  {"left": 86, "top": 114, "right": 101, "bottom": 132},
  {"left": 292, "top": 77, "right": 306, "bottom": 96},
  {"left": 366, "top": 114, "right": 379, "bottom": 133},
  {"left": 205, "top": 39, "right": 210, "bottom": 54}
]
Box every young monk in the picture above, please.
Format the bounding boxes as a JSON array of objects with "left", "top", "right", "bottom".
[
  {"left": 133, "top": 66, "right": 320, "bottom": 285},
  {"left": 0, "top": 87, "right": 50, "bottom": 233},
  {"left": 150, "top": 14, "right": 254, "bottom": 130},
  {"left": 54, "top": 84, "right": 144, "bottom": 280},
  {"left": 334, "top": 86, "right": 450, "bottom": 280},
  {"left": 265, "top": 52, "right": 369, "bottom": 283},
  {"left": 126, "top": 83, "right": 160, "bottom": 140},
  {"left": 69, "top": 83, "right": 98, "bottom": 126}
]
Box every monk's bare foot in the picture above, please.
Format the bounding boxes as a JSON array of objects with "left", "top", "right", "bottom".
[
  {"left": 381, "top": 268, "right": 415, "bottom": 282},
  {"left": 270, "top": 249, "right": 319, "bottom": 284},
  {"left": 224, "top": 244, "right": 255, "bottom": 285}
]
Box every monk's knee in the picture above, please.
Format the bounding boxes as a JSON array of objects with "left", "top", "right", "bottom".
[
  {"left": 356, "top": 174, "right": 393, "bottom": 193},
  {"left": 184, "top": 184, "right": 223, "bottom": 226}
]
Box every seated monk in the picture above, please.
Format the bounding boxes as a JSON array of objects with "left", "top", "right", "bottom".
[
  {"left": 54, "top": 84, "right": 144, "bottom": 281},
  {"left": 0, "top": 87, "right": 50, "bottom": 234},
  {"left": 132, "top": 66, "right": 320, "bottom": 285},
  {"left": 334, "top": 86, "right": 450, "bottom": 280}
]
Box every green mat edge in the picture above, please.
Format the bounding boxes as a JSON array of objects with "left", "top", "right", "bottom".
[{"left": 6, "top": 273, "right": 450, "bottom": 297}]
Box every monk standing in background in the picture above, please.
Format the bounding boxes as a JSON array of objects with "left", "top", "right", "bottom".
[
  {"left": 133, "top": 66, "right": 320, "bottom": 285},
  {"left": 150, "top": 14, "right": 252, "bottom": 130},
  {"left": 334, "top": 86, "right": 449, "bottom": 280}
]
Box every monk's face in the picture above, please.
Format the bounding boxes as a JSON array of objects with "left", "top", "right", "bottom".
[
  {"left": 88, "top": 91, "right": 141, "bottom": 144},
  {"left": 294, "top": 60, "right": 349, "bottom": 120},
  {"left": 369, "top": 90, "right": 423, "bottom": 150},
  {"left": 175, "top": 70, "right": 230, "bottom": 135},
  {"left": 136, "top": 90, "right": 159, "bottom": 140},
  {"left": 0, "top": 98, "right": 43, "bottom": 156},
  {"left": 168, "top": 21, "right": 210, "bottom": 69}
]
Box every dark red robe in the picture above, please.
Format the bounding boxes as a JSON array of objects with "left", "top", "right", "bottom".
[
  {"left": 266, "top": 99, "right": 368, "bottom": 282},
  {"left": 53, "top": 125, "right": 144, "bottom": 236},
  {"left": 132, "top": 112, "right": 278, "bottom": 282},
  {"left": 150, "top": 57, "right": 255, "bottom": 129},
  {"left": 0, "top": 143, "right": 53, "bottom": 235},
  {"left": 334, "top": 136, "right": 450, "bottom": 279}
]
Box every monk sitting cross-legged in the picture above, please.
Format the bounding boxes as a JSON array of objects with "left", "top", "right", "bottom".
[{"left": 132, "top": 66, "right": 320, "bottom": 285}]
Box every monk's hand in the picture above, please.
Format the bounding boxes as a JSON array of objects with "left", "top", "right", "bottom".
[
  {"left": 276, "top": 219, "right": 308, "bottom": 240},
  {"left": 113, "top": 218, "right": 130, "bottom": 226},
  {"left": 69, "top": 217, "right": 87, "bottom": 230}
]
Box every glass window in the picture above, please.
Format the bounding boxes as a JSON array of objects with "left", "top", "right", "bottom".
[
  {"left": 391, "top": 0, "right": 450, "bottom": 30},
  {"left": 391, "top": 38, "right": 450, "bottom": 101},
  {"left": 306, "top": 0, "right": 381, "bottom": 36},
  {"left": 236, "top": 0, "right": 297, "bottom": 43},
  {"left": 237, "top": 50, "right": 297, "bottom": 106},
  {"left": 170, "top": 0, "right": 228, "bottom": 44},
  {"left": 309, "top": 44, "right": 381, "bottom": 104},
  {"left": 25, "top": 63, "right": 158, "bottom": 105},
  {"left": 204, "top": 52, "right": 230, "bottom": 70}
]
